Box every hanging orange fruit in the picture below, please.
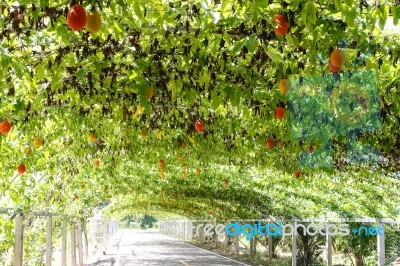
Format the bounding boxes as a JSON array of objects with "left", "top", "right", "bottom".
[
  {"left": 67, "top": 4, "right": 87, "bottom": 30},
  {"left": 85, "top": 10, "right": 101, "bottom": 33}
]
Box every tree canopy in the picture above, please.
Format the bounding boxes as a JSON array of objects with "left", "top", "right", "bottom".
[{"left": 0, "top": 0, "right": 399, "bottom": 224}]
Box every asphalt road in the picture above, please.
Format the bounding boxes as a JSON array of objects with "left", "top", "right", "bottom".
[{"left": 85, "top": 229, "right": 250, "bottom": 266}]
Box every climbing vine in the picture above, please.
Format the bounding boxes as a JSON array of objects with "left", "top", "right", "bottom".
[{"left": 0, "top": 0, "right": 400, "bottom": 261}]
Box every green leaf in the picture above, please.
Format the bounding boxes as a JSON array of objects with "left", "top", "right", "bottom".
[
  {"left": 333, "top": 0, "right": 342, "bottom": 10},
  {"left": 231, "top": 89, "right": 240, "bottom": 107},
  {"left": 36, "top": 64, "right": 44, "bottom": 80},
  {"left": 245, "top": 34, "right": 257, "bottom": 53},
  {"left": 199, "top": 71, "right": 211, "bottom": 90},
  {"left": 379, "top": 5, "right": 388, "bottom": 30},
  {"left": 301, "top": 7, "right": 308, "bottom": 27},
  {"left": 114, "top": 22, "right": 123, "bottom": 33},
  {"left": 1, "top": 55, "right": 10, "bottom": 69},
  {"left": 133, "top": 1, "right": 144, "bottom": 19},
  {"left": 185, "top": 89, "right": 195, "bottom": 106},
  {"left": 343, "top": 7, "right": 357, "bottom": 28},
  {"left": 117, "top": 0, "right": 127, "bottom": 9},
  {"left": 305, "top": 2, "right": 317, "bottom": 27},
  {"left": 211, "top": 90, "right": 220, "bottom": 110},
  {"left": 255, "top": 0, "right": 268, "bottom": 8},
  {"left": 344, "top": 0, "right": 353, "bottom": 7},
  {"left": 76, "top": 68, "right": 85, "bottom": 80},
  {"left": 286, "top": 34, "right": 299, "bottom": 48},
  {"left": 266, "top": 46, "right": 284, "bottom": 63},
  {"left": 221, "top": 0, "right": 230, "bottom": 11},
  {"left": 232, "top": 38, "right": 246, "bottom": 55},
  {"left": 393, "top": 7, "right": 400, "bottom": 25}
]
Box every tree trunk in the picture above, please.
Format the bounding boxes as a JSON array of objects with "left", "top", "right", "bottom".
[{"left": 355, "top": 254, "right": 364, "bottom": 266}]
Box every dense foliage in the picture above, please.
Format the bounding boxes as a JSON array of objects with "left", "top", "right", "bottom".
[{"left": 0, "top": 1, "right": 400, "bottom": 259}]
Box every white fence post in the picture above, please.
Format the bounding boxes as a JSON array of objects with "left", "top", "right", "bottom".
[
  {"left": 180, "top": 221, "right": 183, "bottom": 239},
  {"left": 61, "top": 217, "right": 67, "bottom": 266},
  {"left": 249, "top": 237, "right": 254, "bottom": 259},
  {"left": 46, "top": 216, "right": 53, "bottom": 266},
  {"left": 183, "top": 221, "right": 187, "bottom": 240},
  {"left": 186, "top": 221, "right": 190, "bottom": 240},
  {"left": 77, "top": 222, "right": 84, "bottom": 266},
  {"left": 292, "top": 220, "right": 297, "bottom": 266},
  {"left": 268, "top": 235, "right": 273, "bottom": 264},
  {"left": 200, "top": 224, "right": 204, "bottom": 243},
  {"left": 71, "top": 222, "right": 76, "bottom": 266},
  {"left": 235, "top": 232, "right": 239, "bottom": 255},
  {"left": 377, "top": 222, "right": 385, "bottom": 266},
  {"left": 250, "top": 235, "right": 257, "bottom": 259},
  {"left": 224, "top": 222, "right": 228, "bottom": 251},
  {"left": 181, "top": 221, "right": 184, "bottom": 239},
  {"left": 13, "top": 213, "right": 24, "bottom": 266},
  {"left": 326, "top": 234, "right": 332, "bottom": 266},
  {"left": 214, "top": 221, "right": 218, "bottom": 248},
  {"left": 83, "top": 225, "right": 89, "bottom": 258}
]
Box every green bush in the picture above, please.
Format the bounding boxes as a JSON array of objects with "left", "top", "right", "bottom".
[
  {"left": 385, "top": 224, "right": 400, "bottom": 265},
  {"left": 335, "top": 223, "right": 376, "bottom": 266},
  {"left": 295, "top": 226, "right": 325, "bottom": 266},
  {"left": 120, "top": 214, "right": 157, "bottom": 229}
]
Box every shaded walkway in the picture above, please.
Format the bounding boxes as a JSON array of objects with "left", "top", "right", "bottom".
[{"left": 85, "top": 229, "right": 250, "bottom": 266}]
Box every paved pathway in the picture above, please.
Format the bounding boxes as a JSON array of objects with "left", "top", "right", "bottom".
[{"left": 85, "top": 229, "right": 250, "bottom": 266}]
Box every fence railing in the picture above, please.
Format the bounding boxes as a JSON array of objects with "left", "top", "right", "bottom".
[
  {"left": 159, "top": 218, "right": 400, "bottom": 266},
  {"left": 0, "top": 208, "right": 118, "bottom": 266},
  {"left": 87, "top": 215, "right": 118, "bottom": 255}
]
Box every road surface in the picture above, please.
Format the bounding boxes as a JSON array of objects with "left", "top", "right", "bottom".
[{"left": 85, "top": 229, "right": 250, "bottom": 266}]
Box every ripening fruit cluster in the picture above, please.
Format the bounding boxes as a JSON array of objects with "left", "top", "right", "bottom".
[
  {"left": 271, "top": 14, "right": 290, "bottom": 124},
  {"left": 1, "top": 119, "right": 45, "bottom": 175},
  {"left": 67, "top": 4, "right": 102, "bottom": 33},
  {"left": 270, "top": 14, "right": 347, "bottom": 178},
  {"left": 68, "top": 7, "right": 288, "bottom": 36}
]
